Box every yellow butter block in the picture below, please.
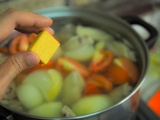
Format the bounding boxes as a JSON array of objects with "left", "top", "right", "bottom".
[{"left": 28, "top": 30, "right": 60, "bottom": 64}]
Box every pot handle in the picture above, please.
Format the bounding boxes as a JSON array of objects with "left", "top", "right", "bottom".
[{"left": 122, "top": 16, "right": 158, "bottom": 49}]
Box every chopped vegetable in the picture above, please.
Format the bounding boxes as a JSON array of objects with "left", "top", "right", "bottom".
[
  {"left": 86, "top": 74, "right": 113, "bottom": 92},
  {"left": 83, "top": 83, "right": 101, "bottom": 95},
  {"left": 23, "top": 69, "right": 62, "bottom": 101},
  {"left": 55, "top": 58, "right": 89, "bottom": 78},
  {"left": 16, "top": 84, "right": 43, "bottom": 109},
  {"left": 72, "top": 95, "right": 113, "bottom": 116},
  {"left": 23, "top": 61, "right": 55, "bottom": 74},
  {"left": 9, "top": 34, "right": 28, "bottom": 54},
  {"left": 89, "top": 50, "right": 114, "bottom": 73},
  {"left": 28, "top": 33, "right": 37, "bottom": 43},
  {"left": 117, "top": 57, "right": 139, "bottom": 84},
  {"left": 29, "top": 102, "right": 63, "bottom": 117},
  {"left": 61, "top": 71, "right": 85, "bottom": 106},
  {"left": 64, "top": 44, "right": 95, "bottom": 62},
  {"left": 76, "top": 25, "right": 112, "bottom": 41},
  {"left": 106, "top": 59, "right": 130, "bottom": 85},
  {"left": 109, "top": 83, "right": 131, "bottom": 103},
  {"left": 105, "top": 40, "right": 136, "bottom": 61}
]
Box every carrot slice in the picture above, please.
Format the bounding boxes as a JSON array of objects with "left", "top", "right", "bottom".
[
  {"left": 106, "top": 61, "right": 130, "bottom": 85},
  {"left": 9, "top": 34, "right": 28, "bottom": 54},
  {"left": 18, "top": 35, "right": 29, "bottom": 52},
  {"left": 55, "top": 58, "right": 89, "bottom": 78},
  {"left": 23, "top": 61, "right": 54, "bottom": 74},
  {"left": 0, "top": 47, "right": 8, "bottom": 54},
  {"left": 83, "top": 83, "right": 101, "bottom": 95},
  {"left": 118, "top": 57, "right": 139, "bottom": 84},
  {"left": 87, "top": 74, "right": 113, "bottom": 92},
  {"left": 89, "top": 50, "right": 113, "bottom": 73},
  {"left": 28, "top": 33, "right": 37, "bottom": 43}
]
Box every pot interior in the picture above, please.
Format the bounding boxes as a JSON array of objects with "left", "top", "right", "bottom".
[{"left": 0, "top": 7, "right": 148, "bottom": 119}]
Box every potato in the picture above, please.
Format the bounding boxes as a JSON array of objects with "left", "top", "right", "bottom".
[
  {"left": 61, "top": 71, "right": 85, "bottom": 106},
  {"left": 16, "top": 84, "right": 43, "bottom": 109},
  {"left": 23, "top": 69, "right": 62, "bottom": 101},
  {"left": 72, "top": 95, "right": 113, "bottom": 116},
  {"left": 28, "top": 102, "right": 63, "bottom": 117}
]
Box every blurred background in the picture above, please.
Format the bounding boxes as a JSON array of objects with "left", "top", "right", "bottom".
[{"left": 0, "top": 0, "right": 160, "bottom": 119}]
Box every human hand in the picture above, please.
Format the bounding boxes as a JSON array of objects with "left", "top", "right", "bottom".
[{"left": 0, "top": 8, "right": 54, "bottom": 99}]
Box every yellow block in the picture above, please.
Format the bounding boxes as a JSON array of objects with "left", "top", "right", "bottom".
[{"left": 28, "top": 30, "right": 60, "bottom": 64}]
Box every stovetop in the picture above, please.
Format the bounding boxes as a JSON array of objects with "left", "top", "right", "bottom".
[{"left": 0, "top": 100, "right": 159, "bottom": 120}]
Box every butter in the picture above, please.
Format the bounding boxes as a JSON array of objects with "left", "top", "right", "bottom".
[{"left": 28, "top": 30, "right": 60, "bottom": 64}]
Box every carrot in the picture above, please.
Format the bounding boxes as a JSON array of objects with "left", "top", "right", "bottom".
[
  {"left": 89, "top": 50, "right": 113, "bottom": 73},
  {"left": 28, "top": 33, "right": 37, "bottom": 43},
  {"left": 18, "top": 35, "right": 29, "bottom": 52},
  {"left": 87, "top": 74, "right": 113, "bottom": 92},
  {"left": 83, "top": 83, "right": 101, "bottom": 95},
  {"left": 55, "top": 58, "right": 89, "bottom": 78},
  {"left": 118, "top": 57, "right": 139, "bottom": 84},
  {"left": 105, "top": 61, "right": 130, "bottom": 85},
  {"left": 0, "top": 47, "right": 8, "bottom": 54},
  {"left": 23, "top": 61, "right": 55, "bottom": 74},
  {"left": 9, "top": 34, "right": 28, "bottom": 54}
]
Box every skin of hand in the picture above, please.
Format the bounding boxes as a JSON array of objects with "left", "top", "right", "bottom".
[{"left": 0, "top": 8, "right": 54, "bottom": 100}]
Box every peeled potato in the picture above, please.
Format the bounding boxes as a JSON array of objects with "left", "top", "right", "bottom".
[
  {"left": 72, "top": 95, "right": 113, "bottom": 116},
  {"left": 23, "top": 69, "right": 62, "bottom": 101},
  {"left": 28, "top": 102, "right": 63, "bottom": 117},
  {"left": 16, "top": 84, "right": 43, "bottom": 109},
  {"left": 62, "top": 71, "right": 85, "bottom": 106},
  {"left": 64, "top": 44, "right": 95, "bottom": 62}
]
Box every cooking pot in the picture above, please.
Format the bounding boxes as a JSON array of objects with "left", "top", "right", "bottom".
[{"left": 0, "top": 7, "right": 158, "bottom": 120}]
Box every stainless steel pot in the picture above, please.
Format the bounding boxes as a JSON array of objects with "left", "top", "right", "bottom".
[{"left": 0, "top": 7, "right": 158, "bottom": 120}]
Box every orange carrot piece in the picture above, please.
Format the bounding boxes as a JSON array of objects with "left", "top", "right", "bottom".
[
  {"left": 83, "top": 83, "right": 101, "bottom": 95},
  {"left": 147, "top": 89, "right": 160, "bottom": 117},
  {"left": 23, "top": 61, "right": 55, "bottom": 74},
  {"left": 118, "top": 57, "right": 139, "bottom": 84},
  {"left": 0, "top": 47, "right": 8, "bottom": 54},
  {"left": 87, "top": 74, "right": 113, "bottom": 92},
  {"left": 18, "top": 35, "right": 29, "bottom": 52},
  {"left": 106, "top": 62, "right": 130, "bottom": 85},
  {"left": 28, "top": 33, "right": 37, "bottom": 43},
  {"left": 9, "top": 34, "right": 28, "bottom": 54},
  {"left": 89, "top": 50, "right": 114, "bottom": 73},
  {"left": 55, "top": 58, "right": 89, "bottom": 78}
]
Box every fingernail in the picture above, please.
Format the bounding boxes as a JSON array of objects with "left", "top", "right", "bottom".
[
  {"left": 26, "top": 53, "right": 40, "bottom": 67},
  {"left": 46, "top": 27, "right": 54, "bottom": 35}
]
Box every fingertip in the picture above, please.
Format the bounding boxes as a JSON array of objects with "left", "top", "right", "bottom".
[
  {"left": 44, "top": 27, "right": 54, "bottom": 35},
  {"left": 25, "top": 51, "right": 40, "bottom": 67}
]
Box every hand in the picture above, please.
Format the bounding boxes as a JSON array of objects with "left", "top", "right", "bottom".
[{"left": 0, "top": 8, "right": 54, "bottom": 99}]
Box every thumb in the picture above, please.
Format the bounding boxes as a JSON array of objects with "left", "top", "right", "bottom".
[{"left": 0, "top": 51, "right": 40, "bottom": 99}]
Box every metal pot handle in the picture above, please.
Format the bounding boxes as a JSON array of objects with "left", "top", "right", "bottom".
[{"left": 122, "top": 16, "right": 158, "bottom": 49}]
